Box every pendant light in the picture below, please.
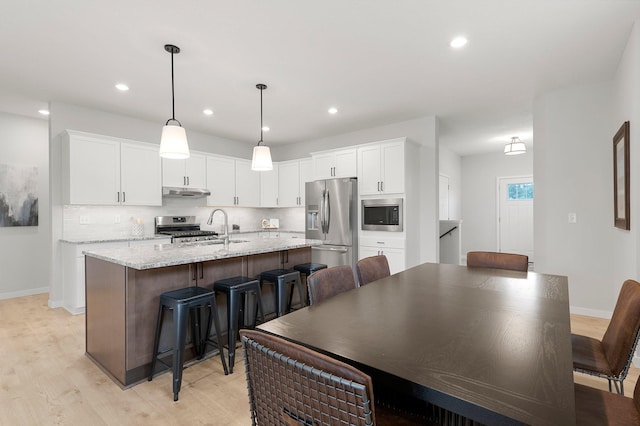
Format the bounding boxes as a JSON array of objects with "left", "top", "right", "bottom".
[
  {"left": 251, "top": 83, "right": 273, "bottom": 171},
  {"left": 504, "top": 136, "right": 526, "bottom": 155},
  {"left": 159, "top": 44, "right": 190, "bottom": 159}
]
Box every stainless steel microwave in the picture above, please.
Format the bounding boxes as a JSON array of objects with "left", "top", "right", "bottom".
[{"left": 361, "top": 198, "right": 403, "bottom": 231}]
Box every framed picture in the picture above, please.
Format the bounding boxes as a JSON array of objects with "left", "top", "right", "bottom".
[{"left": 613, "top": 121, "right": 630, "bottom": 230}]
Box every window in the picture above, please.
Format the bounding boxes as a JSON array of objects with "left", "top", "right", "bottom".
[{"left": 507, "top": 183, "right": 534, "bottom": 200}]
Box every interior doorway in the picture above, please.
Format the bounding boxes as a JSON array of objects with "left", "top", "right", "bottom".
[{"left": 497, "top": 176, "right": 534, "bottom": 264}]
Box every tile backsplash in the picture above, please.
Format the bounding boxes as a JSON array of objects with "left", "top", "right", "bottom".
[{"left": 63, "top": 198, "right": 305, "bottom": 240}]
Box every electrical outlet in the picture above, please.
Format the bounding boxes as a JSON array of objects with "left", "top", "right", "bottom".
[
  {"left": 568, "top": 213, "right": 577, "bottom": 224},
  {"left": 114, "top": 215, "right": 121, "bottom": 224},
  {"left": 79, "top": 215, "right": 90, "bottom": 225}
]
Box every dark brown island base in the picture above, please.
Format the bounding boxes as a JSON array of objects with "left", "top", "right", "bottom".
[{"left": 83, "top": 238, "right": 319, "bottom": 387}]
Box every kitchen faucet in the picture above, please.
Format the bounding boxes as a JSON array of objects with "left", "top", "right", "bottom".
[{"left": 207, "top": 208, "right": 229, "bottom": 246}]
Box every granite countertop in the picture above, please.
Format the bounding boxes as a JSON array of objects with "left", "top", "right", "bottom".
[
  {"left": 60, "top": 235, "right": 172, "bottom": 244},
  {"left": 83, "top": 238, "right": 323, "bottom": 270},
  {"left": 61, "top": 230, "right": 304, "bottom": 244}
]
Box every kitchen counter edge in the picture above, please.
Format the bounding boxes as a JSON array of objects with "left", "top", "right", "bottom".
[{"left": 83, "top": 238, "right": 323, "bottom": 270}]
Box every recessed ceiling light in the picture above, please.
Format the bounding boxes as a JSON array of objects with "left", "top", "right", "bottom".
[
  {"left": 115, "top": 83, "right": 129, "bottom": 91},
  {"left": 328, "top": 107, "right": 338, "bottom": 114},
  {"left": 38, "top": 109, "right": 50, "bottom": 116},
  {"left": 261, "top": 126, "right": 270, "bottom": 132},
  {"left": 203, "top": 109, "right": 214, "bottom": 116},
  {"left": 450, "top": 37, "right": 468, "bottom": 48}
]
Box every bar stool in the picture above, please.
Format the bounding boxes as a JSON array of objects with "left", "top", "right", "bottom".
[
  {"left": 293, "top": 262, "right": 327, "bottom": 306},
  {"left": 213, "top": 276, "right": 266, "bottom": 374},
  {"left": 148, "top": 286, "right": 228, "bottom": 401},
  {"left": 258, "top": 269, "right": 304, "bottom": 318}
]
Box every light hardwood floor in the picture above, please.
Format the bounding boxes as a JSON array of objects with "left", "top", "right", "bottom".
[{"left": 0, "top": 294, "right": 637, "bottom": 425}]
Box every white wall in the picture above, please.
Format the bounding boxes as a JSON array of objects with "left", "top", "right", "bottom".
[
  {"left": 533, "top": 82, "right": 616, "bottom": 316},
  {"left": 439, "top": 146, "right": 462, "bottom": 220},
  {"left": 613, "top": 21, "right": 640, "bottom": 295},
  {"left": 0, "top": 112, "right": 49, "bottom": 298},
  {"left": 461, "top": 151, "right": 533, "bottom": 258}
]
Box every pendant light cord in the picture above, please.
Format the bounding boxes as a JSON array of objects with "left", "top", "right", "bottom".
[
  {"left": 165, "top": 44, "right": 181, "bottom": 127},
  {"left": 256, "top": 83, "right": 267, "bottom": 146},
  {"left": 171, "top": 50, "right": 175, "bottom": 121},
  {"left": 259, "top": 85, "right": 264, "bottom": 145}
]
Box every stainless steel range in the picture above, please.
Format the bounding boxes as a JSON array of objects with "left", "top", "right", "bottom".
[{"left": 155, "top": 216, "right": 218, "bottom": 243}]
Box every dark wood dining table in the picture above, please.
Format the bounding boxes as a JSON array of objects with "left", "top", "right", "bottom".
[{"left": 257, "top": 262, "right": 575, "bottom": 425}]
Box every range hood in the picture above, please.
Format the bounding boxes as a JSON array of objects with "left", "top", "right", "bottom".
[{"left": 162, "top": 187, "right": 211, "bottom": 198}]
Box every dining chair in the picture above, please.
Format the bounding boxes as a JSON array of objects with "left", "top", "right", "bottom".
[
  {"left": 306, "top": 265, "right": 357, "bottom": 305},
  {"left": 572, "top": 279, "right": 640, "bottom": 394},
  {"left": 240, "top": 329, "right": 430, "bottom": 426},
  {"left": 356, "top": 255, "right": 390, "bottom": 286},
  {"left": 466, "top": 251, "right": 529, "bottom": 272},
  {"left": 574, "top": 379, "right": 640, "bottom": 425}
]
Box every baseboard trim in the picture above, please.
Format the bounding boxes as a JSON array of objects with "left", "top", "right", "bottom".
[
  {"left": 569, "top": 305, "right": 612, "bottom": 319},
  {"left": 0, "top": 287, "right": 49, "bottom": 301}
]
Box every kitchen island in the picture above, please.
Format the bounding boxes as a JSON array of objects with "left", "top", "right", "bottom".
[{"left": 83, "top": 238, "right": 321, "bottom": 387}]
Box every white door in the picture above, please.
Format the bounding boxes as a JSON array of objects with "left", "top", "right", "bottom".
[{"left": 498, "top": 176, "right": 534, "bottom": 261}]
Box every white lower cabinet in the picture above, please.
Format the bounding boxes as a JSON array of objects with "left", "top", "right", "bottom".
[
  {"left": 61, "top": 238, "right": 170, "bottom": 314},
  {"left": 359, "top": 236, "right": 406, "bottom": 275}
]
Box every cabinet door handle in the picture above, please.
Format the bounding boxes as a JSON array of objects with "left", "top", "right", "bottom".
[
  {"left": 376, "top": 241, "right": 385, "bottom": 244},
  {"left": 187, "top": 176, "right": 190, "bottom": 186},
  {"left": 191, "top": 264, "right": 197, "bottom": 281},
  {"left": 381, "top": 181, "right": 384, "bottom": 192},
  {"left": 122, "top": 192, "right": 126, "bottom": 203},
  {"left": 199, "top": 263, "right": 203, "bottom": 280},
  {"left": 117, "top": 192, "right": 120, "bottom": 203}
]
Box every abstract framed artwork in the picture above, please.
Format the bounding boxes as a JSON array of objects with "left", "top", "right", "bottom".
[
  {"left": 0, "top": 164, "right": 38, "bottom": 227},
  {"left": 613, "top": 121, "right": 630, "bottom": 230}
]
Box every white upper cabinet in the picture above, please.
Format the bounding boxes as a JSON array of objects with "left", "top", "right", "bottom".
[
  {"left": 278, "top": 158, "right": 312, "bottom": 207},
  {"left": 299, "top": 158, "right": 313, "bottom": 205},
  {"left": 206, "top": 155, "right": 236, "bottom": 206},
  {"left": 357, "top": 138, "right": 405, "bottom": 195},
  {"left": 206, "top": 156, "right": 260, "bottom": 207},
  {"left": 312, "top": 148, "right": 357, "bottom": 180},
  {"left": 120, "top": 143, "right": 162, "bottom": 206},
  {"left": 63, "top": 130, "right": 161, "bottom": 206},
  {"left": 260, "top": 164, "right": 279, "bottom": 207},
  {"left": 162, "top": 153, "right": 206, "bottom": 188},
  {"left": 235, "top": 159, "right": 260, "bottom": 206}
]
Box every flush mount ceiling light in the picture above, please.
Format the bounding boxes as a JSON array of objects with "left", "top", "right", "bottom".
[
  {"left": 328, "top": 107, "right": 338, "bottom": 114},
  {"left": 251, "top": 83, "right": 273, "bottom": 171},
  {"left": 203, "top": 108, "right": 213, "bottom": 116},
  {"left": 115, "top": 83, "right": 129, "bottom": 91},
  {"left": 504, "top": 136, "right": 527, "bottom": 155},
  {"left": 38, "top": 109, "right": 50, "bottom": 116},
  {"left": 159, "top": 44, "right": 190, "bottom": 160}
]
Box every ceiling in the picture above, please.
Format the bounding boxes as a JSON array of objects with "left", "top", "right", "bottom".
[{"left": 2, "top": 1, "right": 639, "bottom": 156}]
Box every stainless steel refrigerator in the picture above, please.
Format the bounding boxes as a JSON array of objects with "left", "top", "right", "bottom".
[{"left": 305, "top": 178, "right": 358, "bottom": 270}]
